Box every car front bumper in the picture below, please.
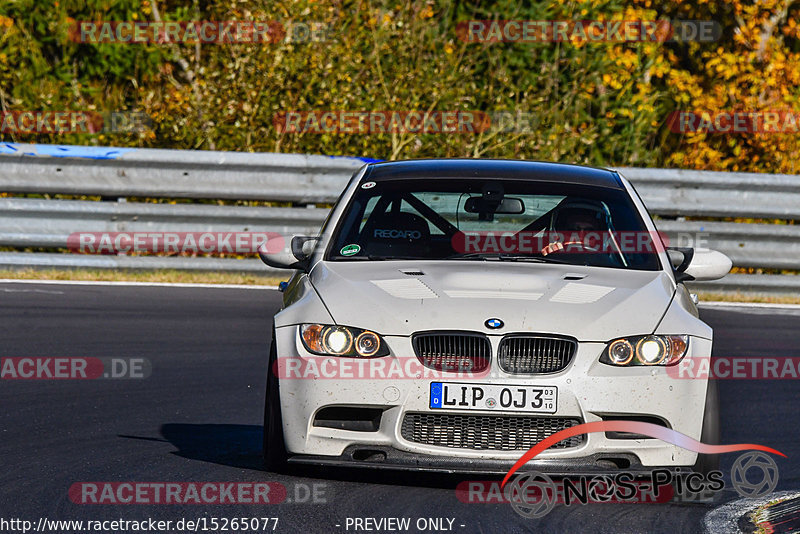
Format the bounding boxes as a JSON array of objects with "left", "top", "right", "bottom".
[{"left": 274, "top": 325, "right": 712, "bottom": 471}]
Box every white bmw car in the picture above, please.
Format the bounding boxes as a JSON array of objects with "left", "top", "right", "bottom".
[{"left": 259, "top": 159, "right": 731, "bottom": 474}]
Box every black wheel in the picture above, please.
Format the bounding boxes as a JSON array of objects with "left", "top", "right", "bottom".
[
  {"left": 263, "top": 331, "right": 287, "bottom": 473},
  {"left": 692, "top": 378, "right": 720, "bottom": 474}
]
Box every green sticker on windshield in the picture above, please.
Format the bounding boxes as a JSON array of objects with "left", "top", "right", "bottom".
[{"left": 340, "top": 244, "right": 361, "bottom": 256}]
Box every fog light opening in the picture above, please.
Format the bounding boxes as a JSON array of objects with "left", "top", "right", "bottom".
[
  {"left": 351, "top": 449, "right": 387, "bottom": 462},
  {"left": 596, "top": 456, "right": 631, "bottom": 470}
]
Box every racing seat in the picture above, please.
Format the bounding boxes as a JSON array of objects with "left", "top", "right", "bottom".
[{"left": 361, "top": 212, "right": 432, "bottom": 257}]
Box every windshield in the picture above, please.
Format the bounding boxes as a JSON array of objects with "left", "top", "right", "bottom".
[{"left": 327, "top": 178, "right": 661, "bottom": 270}]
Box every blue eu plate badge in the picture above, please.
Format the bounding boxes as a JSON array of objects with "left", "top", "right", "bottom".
[{"left": 429, "top": 383, "right": 443, "bottom": 408}]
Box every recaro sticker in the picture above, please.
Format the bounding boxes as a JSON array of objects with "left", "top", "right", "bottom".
[
  {"left": 373, "top": 229, "right": 422, "bottom": 239},
  {"left": 340, "top": 244, "right": 361, "bottom": 256}
]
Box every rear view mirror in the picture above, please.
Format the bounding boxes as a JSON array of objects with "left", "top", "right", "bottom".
[{"left": 464, "top": 196, "right": 525, "bottom": 215}]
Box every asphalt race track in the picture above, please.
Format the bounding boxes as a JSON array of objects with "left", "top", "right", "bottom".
[{"left": 1, "top": 281, "right": 798, "bottom": 533}]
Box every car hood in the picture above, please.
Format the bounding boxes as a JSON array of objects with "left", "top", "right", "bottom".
[{"left": 309, "top": 260, "right": 675, "bottom": 341}]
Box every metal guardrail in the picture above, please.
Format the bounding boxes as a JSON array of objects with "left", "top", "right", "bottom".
[
  {"left": 687, "top": 273, "right": 800, "bottom": 295},
  {"left": 0, "top": 197, "right": 325, "bottom": 248},
  {"left": 3, "top": 198, "right": 793, "bottom": 271},
  {"left": 0, "top": 143, "right": 364, "bottom": 202},
  {"left": 0, "top": 143, "right": 797, "bottom": 294},
  {"left": 652, "top": 220, "right": 800, "bottom": 271},
  {"left": 617, "top": 167, "right": 800, "bottom": 219},
  {"left": 0, "top": 251, "right": 271, "bottom": 273}
]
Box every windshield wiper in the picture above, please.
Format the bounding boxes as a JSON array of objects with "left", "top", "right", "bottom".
[
  {"left": 446, "top": 252, "right": 569, "bottom": 264},
  {"left": 341, "top": 253, "right": 569, "bottom": 264},
  {"left": 340, "top": 255, "right": 427, "bottom": 261},
  {"left": 445, "top": 252, "right": 492, "bottom": 260}
]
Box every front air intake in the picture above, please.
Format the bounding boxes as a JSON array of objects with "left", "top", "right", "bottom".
[
  {"left": 412, "top": 332, "right": 490, "bottom": 373},
  {"left": 401, "top": 412, "right": 584, "bottom": 450},
  {"left": 497, "top": 335, "right": 577, "bottom": 374}
]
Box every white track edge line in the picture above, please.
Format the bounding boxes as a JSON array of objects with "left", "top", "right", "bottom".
[{"left": 0, "top": 279, "right": 279, "bottom": 290}]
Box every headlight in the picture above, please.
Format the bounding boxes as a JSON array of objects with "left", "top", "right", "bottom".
[
  {"left": 608, "top": 339, "right": 634, "bottom": 365},
  {"left": 300, "top": 324, "right": 389, "bottom": 357},
  {"left": 600, "top": 335, "right": 688, "bottom": 366},
  {"left": 355, "top": 331, "right": 381, "bottom": 357},
  {"left": 322, "top": 327, "right": 353, "bottom": 355}
]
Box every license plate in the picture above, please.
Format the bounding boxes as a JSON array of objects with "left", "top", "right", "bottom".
[{"left": 429, "top": 382, "right": 557, "bottom": 413}]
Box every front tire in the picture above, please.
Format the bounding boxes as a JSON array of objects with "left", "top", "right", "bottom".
[
  {"left": 692, "top": 379, "right": 720, "bottom": 474},
  {"left": 263, "top": 331, "right": 287, "bottom": 473}
]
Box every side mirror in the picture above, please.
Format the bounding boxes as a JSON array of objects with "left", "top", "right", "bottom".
[
  {"left": 258, "top": 235, "right": 318, "bottom": 271},
  {"left": 668, "top": 247, "right": 732, "bottom": 282}
]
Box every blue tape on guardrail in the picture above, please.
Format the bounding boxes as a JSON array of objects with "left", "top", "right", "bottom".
[
  {"left": 3, "top": 144, "right": 135, "bottom": 159},
  {"left": 1, "top": 143, "right": 379, "bottom": 162}
]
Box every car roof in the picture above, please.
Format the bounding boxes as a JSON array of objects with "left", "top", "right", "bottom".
[{"left": 362, "top": 159, "right": 623, "bottom": 189}]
